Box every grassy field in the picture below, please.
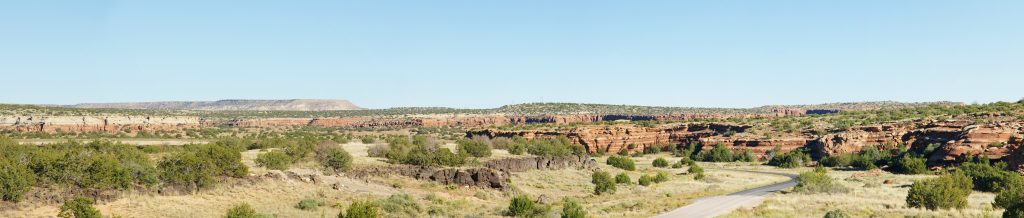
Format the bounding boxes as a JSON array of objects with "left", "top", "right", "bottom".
[{"left": 722, "top": 169, "right": 1003, "bottom": 218}]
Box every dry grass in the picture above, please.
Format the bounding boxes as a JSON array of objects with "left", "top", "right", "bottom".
[
  {"left": 0, "top": 145, "right": 795, "bottom": 218},
  {"left": 722, "top": 169, "right": 1003, "bottom": 218}
]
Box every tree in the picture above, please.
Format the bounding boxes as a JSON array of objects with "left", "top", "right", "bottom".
[
  {"left": 457, "top": 139, "right": 492, "bottom": 158},
  {"left": 318, "top": 147, "right": 353, "bottom": 172},
  {"left": 701, "top": 143, "right": 734, "bottom": 162},
  {"left": 794, "top": 166, "right": 845, "bottom": 193},
  {"left": 592, "top": 171, "right": 616, "bottom": 195},
  {"left": 0, "top": 160, "right": 35, "bottom": 202},
  {"left": 890, "top": 155, "right": 928, "bottom": 175},
  {"left": 906, "top": 172, "right": 973, "bottom": 210},
  {"left": 255, "top": 150, "right": 293, "bottom": 170},
  {"left": 58, "top": 197, "right": 102, "bottom": 218}
]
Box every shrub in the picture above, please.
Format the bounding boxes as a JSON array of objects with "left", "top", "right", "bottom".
[
  {"left": 318, "top": 147, "right": 353, "bottom": 172},
  {"left": 996, "top": 184, "right": 1024, "bottom": 209},
  {"left": 561, "top": 198, "right": 586, "bottom": 218},
  {"left": 383, "top": 137, "right": 467, "bottom": 167},
  {"left": 614, "top": 173, "right": 631, "bottom": 184},
  {"left": 688, "top": 163, "right": 705, "bottom": 180},
  {"left": 737, "top": 150, "right": 757, "bottom": 162},
  {"left": 58, "top": 197, "right": 102, "bottom": 218},
  {"left": 652, "top": 158, "right": 669, "bottom": 168},
  {"left": 819, "top": 154, "right": 856, "bottom": 168},
  {"left": 605, "top": 156, "right": 636, "bottom": 171},
  {"left": 794, "top": 166, "right": 846, "bottom": 193},
  {"left": 700, "top": 143, "right": 734, "bottom": 162},
  {"left": 592, "top": 171, "right": 616, "bottom": 195},
  {"left": 340, "top": 200, "right": 379, "bottom": 218},
  {"left": 506, "top": 195, "right": 547, "bottom": 217},
  {"left": 0, "top": 160, "right": 35, "bottom": 202},
  {"left": 671, "top": 160, "right": 685, "bottom": 169},
  {"left": 457, "top": 139, "right": 492, "bottom": 158},
  {"left": 638, "top": 175, "right": 654, "bottom": 186},
  {"left": 906, "top": 172, "right": 973, "bottom": 210},
  {"left": 890, "top": 155, "right": 928, "bottom": 175},
  {"left": 643, "top": 145, "right": 659, "bottom": 154},
  {"left": 958, "top": 161, "right": 1024, "bottom": 192},
  {"left": 768, "top": 150, "right": 809, "bottom": 168},
  {"left": 255, "top": 150, "right": 293, "bottom": 170},
  {"left": 295, "top": 198, "right": 322, "bottom": 211},
  {"left": 526, "top": 137, "right": 582, "bottom": 157},
  {"left": 654, "top": 171, "right": 669, "bottom": 183},
  {"left": 377, "top": 193, "right": 421, "bottom": 217},
  {"left": 823, "top": 209, "right": 850, "bottom": 218}
]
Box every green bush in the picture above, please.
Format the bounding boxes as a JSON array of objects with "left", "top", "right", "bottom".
[
  {"left": 638, "top": 174, "right": 654, "bottom": 186},
  {"left": 58, "top": 197, "right": 102, "bottom": 218},
  {"left": 906, "top": 172, "right": 973, "bottom": 210},
  {"left": 958, "top": 160, "right": 1024, "bottom": 192},
  {"left": 654, "top": 171, "right": 670, "bottom": 183},
  {"left": 605, "top": 156, "right": 636, "bottom": 171},
  {"left": 526, "top": 137, "right": 583, "bottom": 157},
  {"left": 0, "top": 160, "right": 35, "bottom": 202},
  {"left": 295, "top": 198, "right": 322, "bottom": 211},
  {"left": 688, "top": 163, "right": 705, "bottom": 180},
  {"left": 457, "top": 139, "right": 492, "bottom": 158},
  {"left": 1, "top": 140, "right": 159, "bottom": 191},
  {"left": 768, "top": 149, "right": 809, "bottom": 168},
  {"left": 823, "top": 209, "right": 850, "bottom": 218},
  {"left": 159, "top": 143, "right": 248, "bottom": 192},
  {"left": 737, "top": 150, "right": 757, "bottom": 162},
  {"left": 700, "top": 143, "right": 734, "bottom": 162},
  {"left": 614, "top": 173, "right": 630, "bottom": 184},
  {"left": 592, "top": 171, "right": 616, "bottom": 195},
  {"left": 794, "top": 166, "right": 846, "bottom": 193},
  {"left": 996, "top": 184, "right": 1024, "bottom": 209},
  {"left": 561, "top": 198, "right": 586, "bottom": 218},
  {"left": 256, "top": 150, "right": 293, "bottom": 170},
  {"left": 340, "top": 200, "right": 379, "bottom": 218},
  {"left": 377, "top": 193, "right": 421, "bottom": 217},
  {"left": 383, "top": 136, "right": 467, "bottom": 167},
  {"left": 890, "top": 155, "right": 928, "bottom": 175},
  {"left": 652, "top": 158, "right": 669, "bottom": 168},
  {"left": 506, "top": 195, "right": 548, "bottom": 217},
  {"left": 671, "top": 159, "right": 685, "bottom": 169},
  {"left": 318, "top": 147, "right": 353, "bottom": 172},
  {"left": 819, "top": 154, "right": 856, "bottom": 168}
]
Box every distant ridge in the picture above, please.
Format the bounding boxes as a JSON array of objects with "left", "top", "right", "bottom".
[{"left": 70, "top": 99, "right": 363, "bottom": 111}]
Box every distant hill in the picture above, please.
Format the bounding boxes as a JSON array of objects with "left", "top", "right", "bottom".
[{"left": 70, "top": 99, "right": 363, "bottom": 111}]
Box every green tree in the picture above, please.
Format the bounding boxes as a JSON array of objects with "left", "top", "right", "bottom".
[
  {"left": 0, "top": 160, "right": 35, "bottom": 202},
  {"left": 906, "top": 172, "right": 973, "bottom": 210},
  {"left": 255, "top": 150, "right": 293, "bottom": 170},
  {"left": 457, "top": 139, "right": 492, "bottom": 158},
  {"left": 318, "top": 147, "right": 353, "bottom": 172},
  {"left": 605, "top": 156, "right": 636, "bottom": 171}
]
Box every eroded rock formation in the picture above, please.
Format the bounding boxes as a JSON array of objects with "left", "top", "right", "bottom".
[{"left": 347, "top": 155, "right": 594, "bottom": 189}]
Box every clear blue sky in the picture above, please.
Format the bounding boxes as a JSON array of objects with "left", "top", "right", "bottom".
[{"left": 2, "top": 1, "right": 1021, "bottom": 109}]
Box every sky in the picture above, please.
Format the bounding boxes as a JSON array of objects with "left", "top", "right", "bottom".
[{"left": 1, "top": 1, "right": 1022, "bottom": 109}]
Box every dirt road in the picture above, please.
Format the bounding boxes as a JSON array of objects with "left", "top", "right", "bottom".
[{"left": 654, "top": 169, "right": 798, "bottom": 218}]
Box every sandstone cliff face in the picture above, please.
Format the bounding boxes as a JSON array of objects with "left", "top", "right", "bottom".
[
  {"left": 0, "top": 116, "right": 205, "bottom": 133},
  {"left": 810, "top": 120, "right": 1023, "bottom": 164},
  {"left": 468, "top": 123, "right": 755, "bottom": 154}
]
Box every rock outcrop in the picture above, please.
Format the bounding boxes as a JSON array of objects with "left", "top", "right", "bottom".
[{"left": 468, "top": 123, "right": 756, "bottom": 154}]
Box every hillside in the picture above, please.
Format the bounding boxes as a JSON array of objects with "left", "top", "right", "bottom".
[{"left": 70, "top": 99, "right": 363, "bottom": 111}]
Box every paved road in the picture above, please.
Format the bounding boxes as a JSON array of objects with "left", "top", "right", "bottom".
[{"left": 654, "top": 169, "right": 798, "bottom": 218}]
